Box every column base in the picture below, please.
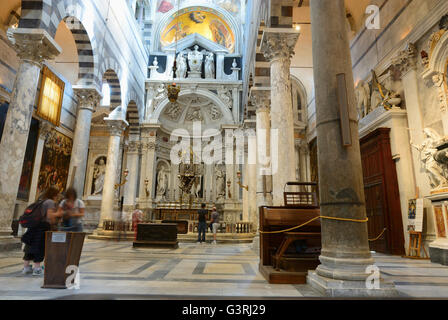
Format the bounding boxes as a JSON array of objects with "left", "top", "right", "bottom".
[
  {"left": 251, "top": 233, "right": 260, "bottom": 255},
  {"left": 88, "top": 229, "right": 134, "bottom": 241},
  {"left": 0, "top": 238, "right": 22, "bottom": 251},
  {"left": 307, "top": 271, "right": 399, "bottom": 298}
]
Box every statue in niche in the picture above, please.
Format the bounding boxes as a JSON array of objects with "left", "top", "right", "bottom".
[
  {"left": 204, "top": 52, "right": 215, "bottom": 79},
  {"left": 156, "top": 166, "right": 168, "bottom": 200},
  {"left": 92, "top": 157, "right": 107, "bottom": 195},
  {"left": 215, "top": 167, "right": 226, "bottom": 201},
  {"left": 176, "top": 51, "right": 187, "bottom": 79},
  {"left": 187, "top": 45, "right": 205, "bottom": 78},
  {"left": 411, "top": 128, "right": 448, "bottom": 189}
]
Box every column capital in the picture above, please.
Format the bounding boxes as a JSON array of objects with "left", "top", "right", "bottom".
[
  {"left": 11, "top": 28, "right": 61, "bottom": 65},
  {"left": 391, "top": 42, "right": 418, "bottom": 77},
  {"left": 250, "top": 87, "right": 271, "bottom": 113},
  {"left": 105, "top": 119, "right": 128, "bottom": 136},
  {"left": 260, "top": 28, "right": 300, "bottom": 63},
  {"left": 73, "top": 86, "right": 102, "bottom": 111},
  {"left": 127, "top": 140, "right": 141, "bottom": 153}
]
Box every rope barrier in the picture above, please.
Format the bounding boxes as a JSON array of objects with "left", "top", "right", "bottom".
[{"left": 259, "top": 215, "right": 385, "bottom": 242}]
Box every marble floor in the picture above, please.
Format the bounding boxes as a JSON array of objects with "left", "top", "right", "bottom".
[{"left": 0, "top": 240, "right": 447, "bottom": 299}]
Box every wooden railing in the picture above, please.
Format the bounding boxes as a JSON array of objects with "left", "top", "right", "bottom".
[{"left": 189, "top": 221, "right": 253, "bottom": 234}]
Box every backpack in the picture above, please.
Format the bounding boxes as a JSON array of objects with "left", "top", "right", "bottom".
[{"left": 19, "top": 200, "right": 45, "bottom": 228}]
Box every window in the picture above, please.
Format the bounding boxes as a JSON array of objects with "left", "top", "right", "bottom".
[
  {"left": 37, "top": 66, "right": 64, "bottom": 126},
  {"left": 101, "top": 83, "right": 111, "bottom": 106}
]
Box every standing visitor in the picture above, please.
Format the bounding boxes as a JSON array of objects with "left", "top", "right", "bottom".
[
  {"left": 21, "top": 187, "right": 61, "bottom": 276},
  {"left": 211, "top": 206, "right": 220, "bottom": 245},
  {"left": 197, "top": 203, "right": 208, "bottom": 244},
  {"left": 57, "top": 188, "right": 85, "bottom": 232}
]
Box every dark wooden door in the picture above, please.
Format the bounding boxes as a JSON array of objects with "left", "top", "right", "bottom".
[{"left": 360, "top": 128, "right": 405, "bottom": 255}]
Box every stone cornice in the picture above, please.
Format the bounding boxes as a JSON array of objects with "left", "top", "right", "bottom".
[
  {"left": 10, "top": 28, "right": 61, "bottom": 65},
  {"left": 260, "top": 28, "right": 300, "bottom": 63}
]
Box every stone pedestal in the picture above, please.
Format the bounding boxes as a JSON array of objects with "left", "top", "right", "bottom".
[
  {"left": 309, "top": 0, "right": 397, "bottom": 296},
  {"left": 68, "top": 86, "right": 102, "bottom": 194},
  {"left": 0, "top": 29, "right": 60, "bottom": 241},
  {"left": 260, "top": 29, "right": 299, "bottom": 206},
  {"left": 97, "top": 117, "right": 128, "bottom": 231},
  {"left": 426, "top": 192, "right": 448, "bottom": 265}
]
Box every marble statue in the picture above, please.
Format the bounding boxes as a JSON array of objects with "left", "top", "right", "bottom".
[
  {"left": 93, "top": 158, "right": 106, "bottom": 195},
  {"left": 187, "top": 45, "right": 205, "bottom": 78},
  {"left": 355, "top": 80, "right": 371, "bottom": 119},
  {"left": 176, "top": 52, "right": 187, "bottom": 79},
  {"left": 215, "top": 167, "right": 226, "bottom": 200},
  {"left": 411, "top": 128, "right": 448, "bottom": 189},
  {"left": 204, "top": 52, "right": 215, "bottom": 79},
  {"left": 156, "top": 167, "right": 168, "bottom": 199},
  {"left": 193, "top": 176, "right": 202, "bottom": 199}
]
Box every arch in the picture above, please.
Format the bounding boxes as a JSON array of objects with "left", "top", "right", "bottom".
[
  {"left": 152, "top": 4, "right": 242, "bottom": 54},
  {"left": 423, "top": 31, "right": 448, "bottom": 80},
  {"left": 126, "top": 100, "right": 140, "bottom": 136},
  {"left": 152, "top": 89, "right": 235, "bottom": 126},
  {"left": 124, "top": 89, "right": 143, "bottom": 122},
  {"left": 102, "top": 69, "right": 122, "bottom": 108},
  {"left": 18, "top": 1, "right": 100, "bottom": 88},
  {"left": 290, "top": 75, "right": 308, "bottom": 125},
  {"left": 61, "top": 16, "right": 99, "bottom": 87}
]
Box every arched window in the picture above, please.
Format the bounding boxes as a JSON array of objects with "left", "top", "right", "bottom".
[
  {"left": 291, "top": 77, "right": 307, "bottom": 124},
  {"left": 101, "top": 83, "right": 111, "bottom": 106}
]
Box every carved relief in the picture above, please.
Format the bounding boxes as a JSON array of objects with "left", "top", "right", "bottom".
[
  {"left": 185, "top": 107, "right": 203, "bottom": 121},
  {"left": 164, "top": 102, "right": 183, "bottom": 121},
  {"left": 207, "top": 105, "right": 222, "bottom": 120}
]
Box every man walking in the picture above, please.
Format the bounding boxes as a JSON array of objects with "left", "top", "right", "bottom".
[
  {"left": 211, "top": 206, "right": 220, "bottom": 245},
  {"left": 197, "top": 203, "right": 208, "bottom": 244}
]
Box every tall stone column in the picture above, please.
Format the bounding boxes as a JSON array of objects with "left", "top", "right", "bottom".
[
  {"left": 260, "top": 29, "right": 299, "bottom": 205},
  {"left": 392, "top": 44, "right": 431, "bottom": 197},
  {"left": 97, "top": 118, "right": 128, "bottom": 229},
  {"left": 251, "top": 88, "right": 273, "bottom": 211},
  {"left": 28, "top": 121, "right": 54, "bottom": 204},
  {"left": 68, "top": 87, "right": 102, "bottom": 195},
  {"left": 123, "top": 138, "right": 140, "bottom": 212},
  {"left": 0, "top": 29, "right": 60, "bottom": 242},
  {"left": 138, "top": 124, "right": 159, "bottom": 208},
  {"left": 308, "top": 0, "right": 396, "bottom": 296}
]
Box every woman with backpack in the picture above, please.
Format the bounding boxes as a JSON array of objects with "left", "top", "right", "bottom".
[
  {"left": 57, "top": 188, "right": 85, "bottom": 232},
  {"left": 21, "top": 187, "right": 61, "bottom": 276}
]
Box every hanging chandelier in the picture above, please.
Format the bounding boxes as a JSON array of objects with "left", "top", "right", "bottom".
[{"left": 167, "top": 0, "right": 181, "bottom": 103}]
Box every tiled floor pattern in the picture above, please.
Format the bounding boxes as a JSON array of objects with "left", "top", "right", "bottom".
[{"left": 0, "top": 240, "right": 447, "bottom": 299}]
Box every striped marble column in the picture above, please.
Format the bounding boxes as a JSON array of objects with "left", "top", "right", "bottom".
[{"left": 0, "top": 29, "right": 60, "bottom": 241}]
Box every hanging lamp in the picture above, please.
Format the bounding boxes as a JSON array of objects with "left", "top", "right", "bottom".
[{"left": 167, "top": 0, "right": 181, "bottom": 103}]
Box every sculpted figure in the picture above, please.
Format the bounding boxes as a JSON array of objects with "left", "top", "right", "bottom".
[
  {"left": 204, "top": 52, "right": 215, "bottom": 79},
  {"left": 176, "top": 52, "right": 187, "bottom": 79},
  {"left": 93, "top": 158, "right": 106, "bottom": 195},
  {"left": 411, "top": 128, "right": 448, "bottom": 189}
]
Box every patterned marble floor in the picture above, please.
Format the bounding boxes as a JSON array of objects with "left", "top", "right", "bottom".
[{"left": 0, "top": 240, "right": 447, "bottom": 299}]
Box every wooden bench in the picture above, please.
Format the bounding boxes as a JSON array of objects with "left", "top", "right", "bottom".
[{"left": 259, "top": 206, "right": 321, "bottom": 284}]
